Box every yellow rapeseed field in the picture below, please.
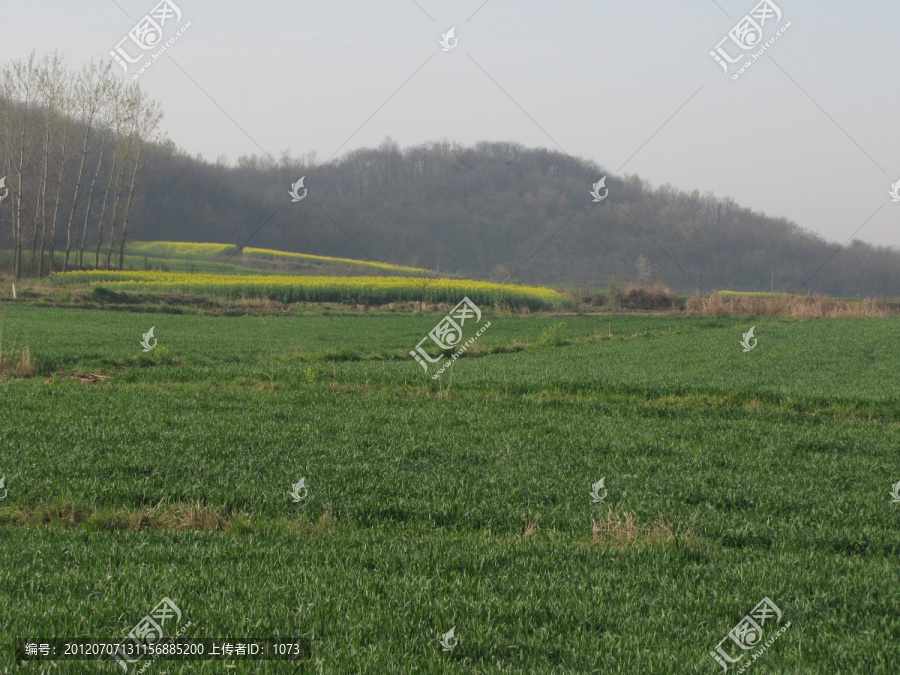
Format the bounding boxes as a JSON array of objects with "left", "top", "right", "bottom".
[
  {"left": 124, "top": 241, "right": 429, "bottom": 276},
  {"left": 242, "top": 247, "right": 429, "bottom": 275},
  {"left": 125, "top": 241, "right": 237, "bottom": 259},
  {"left": 55, "top": 270, "right": 570, "bottom": 309}
]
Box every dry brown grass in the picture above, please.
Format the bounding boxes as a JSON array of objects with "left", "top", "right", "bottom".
[
  {"left": 1, "top": 501, "right": 336, "bottom": 535},
  {"left": 616, "top": 284, "right": 683, "bottom": 310},
  {"left": 687, "top": 291, "right": 899, "bottom": 318},
  {"left": 288, "top": 510, "right": 335, "bottom": 535},
  {"left": 0, "top": 315, "right": 37, "bottom": 378},
  {"left": 55, "top": 372, "right": 109, "bottom": 384},
  {"left": 0, "top": 344, "right": 37, "bottom": 379},
  {"left": 493, "top": 301, "right": 514, "bottom": 317},
  {"left": 16, "top": 346, "right": 35, "bottom": 377},
  {"left": 591, "top": 510, "right": 703, "bottom": 549},
  {"left": 13, "top": 502, "right": 90, "bottom": 527},
  {"left": 157, "top": 502, "right": 227, "bottom": 531}
]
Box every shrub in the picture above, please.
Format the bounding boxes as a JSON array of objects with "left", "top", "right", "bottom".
[{"left": 616, "top": 284, "right": 683, "bottom": 310}]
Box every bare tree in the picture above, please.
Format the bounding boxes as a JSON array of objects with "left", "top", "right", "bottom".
[
  {"left": 94, "top": 88, "right": 127, "bottom": 269},
  {"left": 117, "top": 86, "right": 163, "bottom": 269},
  {"left": 0, "top": 100, "right": 9, "bottom": 254},
  {"left": 63, "top": 61, "right": 116, "bottom": 271},
  {"left": 77, "top": 80, "right": 117, "bottom": 269},
  {"left": 104, "top": 127, "right": 131, "bottom": 269},
  {"left": 1, "top": 53, "right": 38, "bottom": 279},
  {"left": 38, "top": 53, "right": 72, "bottom": 276},
  {"left": 31, "top": 53, "right": 67, "bottom": 272}
]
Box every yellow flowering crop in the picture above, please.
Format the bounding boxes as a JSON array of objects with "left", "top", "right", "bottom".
[
  {"left": 55, "top": 270, "right": 570, "bottom": 309},
  {"left": 125, "top": 241, "right": 237, "bottom": 260},
  {"left": 242, "top": 247, "right": 429, "bottom": 276}
]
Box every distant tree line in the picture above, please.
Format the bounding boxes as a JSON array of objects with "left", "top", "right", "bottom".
[
  {"left": 2, "top": 57, "right": 897, "bottom": 295},
  {"left": 128, "top": 137, "right": 898, "bottom": 296},
  {"left": 0, "top": 52, "right": 162, "bottom": 278}
]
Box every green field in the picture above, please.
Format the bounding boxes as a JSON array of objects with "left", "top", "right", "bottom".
[{"left": 0, "top": 305, "right": 898, "bottom": 672}]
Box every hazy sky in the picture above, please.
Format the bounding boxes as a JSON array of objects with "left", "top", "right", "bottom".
[{"left": 3, "top": 1, "right": 899, "bottom": 250}]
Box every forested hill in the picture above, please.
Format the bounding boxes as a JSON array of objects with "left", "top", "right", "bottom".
[{"left": 129, "top": 139, "right": 899, "bottom": 295}]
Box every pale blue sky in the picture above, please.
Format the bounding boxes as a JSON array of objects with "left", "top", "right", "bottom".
[{"left": 3, "top": 1, "right": 898, "bottom": 249}]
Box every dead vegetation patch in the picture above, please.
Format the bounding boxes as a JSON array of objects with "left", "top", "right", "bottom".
[
  {"left": 687, "top": 291, "right": 899, "bottom": 318},
  {"left": 0, "top": 345, "right": 36, "bottom": 378},
  {"left": 592, "top": 510, "right": 703, "bottom": 550},
  {"left": 0, "top": 501, "right": 335, "bottom": 535},
  {"left": 615, "top": 285, "right": 684, "bottom": 310},
  {"left": 56, "top": 372, "right": 109, "bottom": 384}
]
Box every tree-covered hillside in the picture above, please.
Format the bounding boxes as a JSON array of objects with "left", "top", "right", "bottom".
[{"left": 128, "top": 138, "right": 897, "bottom": 295}]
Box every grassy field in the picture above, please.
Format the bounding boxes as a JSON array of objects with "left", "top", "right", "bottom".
[{"left": 0, "top": 305, "right": 898, "bottom": 672}]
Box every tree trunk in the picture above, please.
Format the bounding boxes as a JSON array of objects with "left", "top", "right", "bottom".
[
  {"left": 64, "top": 127, "right": 91, "bottom": 272},
  {"left": 64, "top": 62, "right": 108, "bottom": 272},
  {"left": 95, "top": 135, "right": 121, "bottom": 269},
  {"left": 33, "top": 99, "right": 53, "bottom": 268},
  {"left": 118, "top": 138, "right": 145, "bottom": 269},
  {"left": 13, "top": 100, "right": 29, "bottom": 280},
  {"left": 79, "top": 128, "right": 108, "bottom": 269},
  {"left": 47, "top": 115, "right": 73, "bottom": 276}
]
